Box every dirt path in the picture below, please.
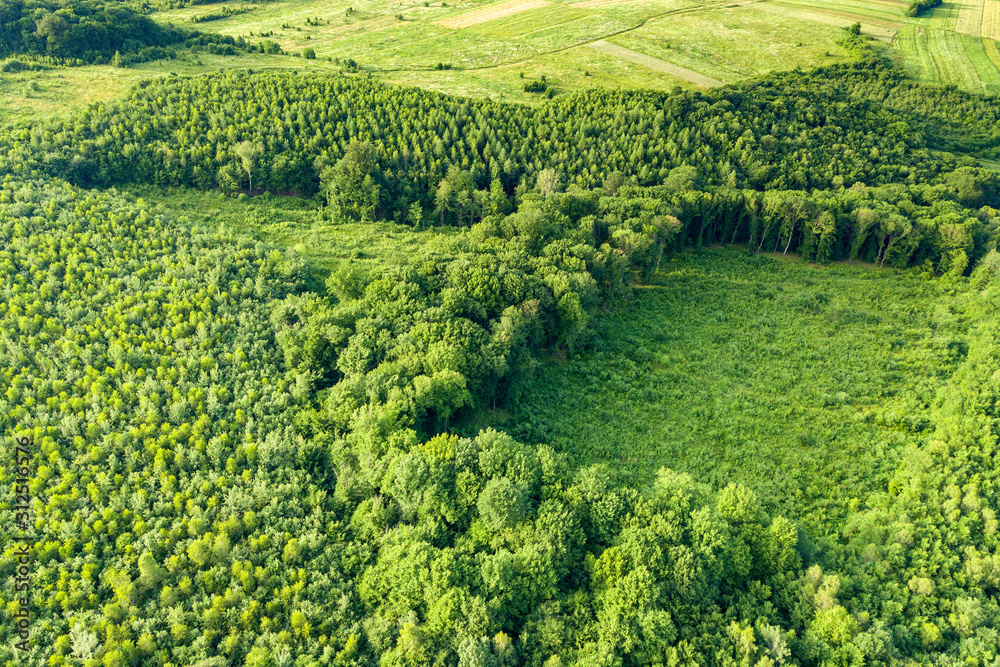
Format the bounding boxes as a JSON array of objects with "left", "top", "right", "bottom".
[
  {"left": 438, "top": 0, "right": 551, "bottom": 28},
  {"left": 586, "top": 40, "right": 725, "bottom": 86}
]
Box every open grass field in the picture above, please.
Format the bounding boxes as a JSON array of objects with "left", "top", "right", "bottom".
[
  {"left": 748, "top": 1, "right": 902, "bottom": 40},
  {"left": 438, "top": 0, "right": 554, "bottom": 28},
  {"left": 127, "top": 187, "right": 469, "bottom": 291},
  {"left": 606, "top": 7, "right": 850, "bottom": 83},
  {"left": 490, "top": 248, "right": 967, "bottom": 534},
  {"left": 0, "top": 66, "right": 140, "bottom": 127}
]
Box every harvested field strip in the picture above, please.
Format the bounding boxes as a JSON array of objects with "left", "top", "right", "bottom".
[
  {"left": 777, "top": 0, "right": 906, "bottom": 21},
  {"left": 438, "top": 0, "right": 552, "bottom": 28},
  {"left": 895, "top": 26, "right": 942, "bottom": 83},
  {"left": 956, "top": 0, "right": 985, "bottom": 35},
  {"left": 984, "top": 0, "right": 1000, "bottom": 38},
  {"left": 586, "top": 40, "right": 724, "bottom": 86},
  {"left": 930, "top": 29, "right": 991, "bottom": 89},
  {"left": 465, "top": 4, "right": 592, "bottom": 36},
  {"left": 749, "top": 3, "right": 899, "bottom": 39},
  {"left": 986, "top": 37, "right": 1000, "bottom": 69}
]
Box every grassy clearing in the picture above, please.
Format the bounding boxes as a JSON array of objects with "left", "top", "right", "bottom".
[
  {"left": 0, "top": 66, "right": 139, "bottom": 127},
  {"left": 129, "top": 187, "right": 469, "bottom": 290},
  {"left": 490, "top": 249, "right": 966, "bottom": 533}
]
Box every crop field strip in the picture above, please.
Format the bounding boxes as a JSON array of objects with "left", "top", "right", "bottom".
[
  {"left": 895, "top": 25, "right": 1000, "bottom": 89},
  {"left": 985, "top": 36, "right": 1000, "bottom": 69},
  {"left": 895, "top": 26, "right": 942, "bottom": 82},
  {"left": 922, "top": 0, "right": 962, "bottom": 29},
  {"left": 983, "top": 0, "right": 1000, "bottom": 37},
  {"left": 956, "top": 0, "right": 986, "bottom": 35}
]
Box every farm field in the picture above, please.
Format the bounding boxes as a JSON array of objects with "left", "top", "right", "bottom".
[
  {"left": 146, "top": 0, "right": 1000, "bottom": 97},
  {"left": 3, "top": 0, "right": 998, "bottom": 127},
  {"left": 494, "top": 249, "right": 966, "bottom": 533},
  {"left": 893, "top": 25, "right": 1000, "bottom": 92}
]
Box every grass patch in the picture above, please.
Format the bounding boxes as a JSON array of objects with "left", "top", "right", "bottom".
[
  {"left": 490, "top": 248, "right": 966, "bottom": 533},
  {"left": 611, "top": 7, "right": 850, "bottom": 82},
  {"left": 130, "top": 187, "right": 469, "bottom": 291}
]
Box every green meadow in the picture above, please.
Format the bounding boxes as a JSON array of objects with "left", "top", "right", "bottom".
[{"left": 493, "top": 249, "right": 967, "bottom": 534}]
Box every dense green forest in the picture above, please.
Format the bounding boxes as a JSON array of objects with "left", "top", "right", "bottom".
[
  {"left": 0, "top": 0, "right": 252, "bottom": 65},
  {"left": 3, "top": 33, "right": 1000, "bottom": 667}
]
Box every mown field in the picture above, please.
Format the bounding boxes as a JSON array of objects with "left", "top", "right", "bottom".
[
  {"left": 145, "top": 0, "right": 1000, "bottom": 96},
  {"left": 494, "top": 249, "right": 967, "bottom": 534}
]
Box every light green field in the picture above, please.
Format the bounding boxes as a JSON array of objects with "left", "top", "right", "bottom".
[
  {"left": 0, "top": 66, "right": 141, "bottom": 127},
  {"left": 127, "top": 187, "right": 470, "bottom": 290},
  {"left": 757, "top": 0, "right": 1000, "bottom": 90},
  {"left": 148, "top": 0, "right": 860, "bottom": 91},
  {"left": 893, "top": 25, "right": 1000, "bottom": 92},
  {"left": 3, "top": 0, "right": 999, "bottom": 128},
  {"left": 607, "top": 7, "right": 851, "bottom": 83},
  {"left": 492, "top": 249, "right": 967, "bottom": 532}
]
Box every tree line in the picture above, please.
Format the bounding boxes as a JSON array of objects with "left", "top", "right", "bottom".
[{"left": 3, "top": 62, "right": 992, "bottom": 203}]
